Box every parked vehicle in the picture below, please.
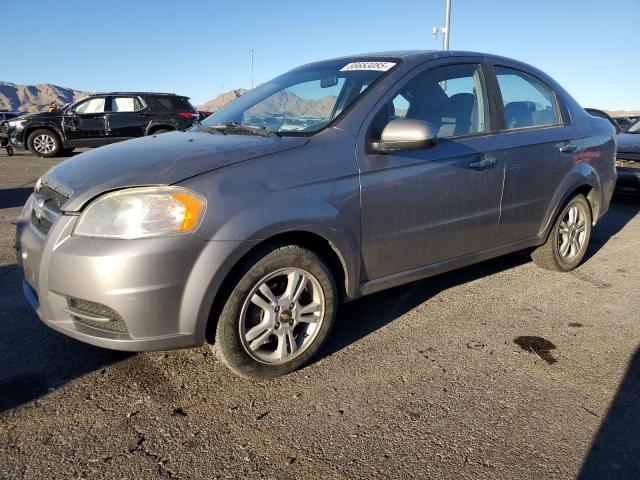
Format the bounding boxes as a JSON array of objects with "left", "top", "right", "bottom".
[
  {"left": 198, "top": 110, "right": 213, "bottom": 120},
  {"left": 615, "top": 117, "right": 640, "bottom": 191},
  {"left": 614, "top": 116, "right": 637, "bottom": 131},
  {"left": 586, "top": 108, "right": 622, "bottom": 133},
  {"left": 16, "top": 51, "right": 616, "bottom": 379},
  {"left": 2, "top": 92, "right": 197, "bottom": 157}
]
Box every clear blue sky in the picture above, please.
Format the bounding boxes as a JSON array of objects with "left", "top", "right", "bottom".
[{"left": 3, "top": 0, "right": 638, "bottom": 109}]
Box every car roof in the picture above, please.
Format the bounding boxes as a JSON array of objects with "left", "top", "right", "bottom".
[
  {"left": 93, "top": 92, "right": 186, "bottom": 97},
  {"left": 295, "top": 50, "right": 534, "bottom": 71}
]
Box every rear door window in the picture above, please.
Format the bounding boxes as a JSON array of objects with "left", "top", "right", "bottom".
[
  {"left": 494, "top": 67, "right": 560, "bottom": 129},
  {"left": 110, "top": 97, "right": 144, "bottom": 112}
]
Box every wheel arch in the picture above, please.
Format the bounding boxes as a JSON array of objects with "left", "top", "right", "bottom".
[
  {"left": 203, "top": 230, "right": 352, "bottom": 344},
  {"left": 24, "top": 124, "right": 66, "bottom": 149},
  {"left": 145, "top": 123, "right": 176, "bottom": 135},
  {"left": 539, "top": 167, "right": 601, "bottom": 242}
]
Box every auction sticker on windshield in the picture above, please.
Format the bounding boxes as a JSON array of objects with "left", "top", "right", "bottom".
[{"left": 340, "top": 62, "right": 396, "bottom": 72}]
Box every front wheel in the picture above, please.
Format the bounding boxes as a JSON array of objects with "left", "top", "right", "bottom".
[
  {"left": 531, "top": 194, "right": 592, "bottom": 271},
  {"left": 212, "top": 244, "right": 337, "bottom": 379},
  {"left": 27, "top": 129, "right": 61, "bottom": 157}
]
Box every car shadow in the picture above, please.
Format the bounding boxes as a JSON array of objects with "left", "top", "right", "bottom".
[
  {"left": 579, "top": 347, "right": 640, "bottom": 479},
  {"left": 322, "top": 193, "right": 638, "bottom": 360},
  {"left": 0, "top": 264, "right": 130, "bottom": 412},
  {"left": 582, "top": 192, "right": 640, "bottom": 263},
  {"left": 321, "top": 251, "right": 530, "bottom": 361},
  {"left": 0, "top": 187, "right": 33, "bottom": 209}
]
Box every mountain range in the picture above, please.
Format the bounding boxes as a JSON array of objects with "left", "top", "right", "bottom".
[
  {"left": 199, "top": 89, "right": 337, "bottom": 119},
  {"left": 0, "top": 82, "right": 89, "bottom": 113},
  {"left": 197, "top": 89, "right": 248, "bottom": 112}
]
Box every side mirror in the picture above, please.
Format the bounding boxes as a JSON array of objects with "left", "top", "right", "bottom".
[{"left": 371, "top": 119, "right": 437, "bottom": 153}]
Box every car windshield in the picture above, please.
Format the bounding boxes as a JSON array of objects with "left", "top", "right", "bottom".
[
  {"left": 196, "top": 59, "right": 399, "bottom": 135},
  {"left": 627, "top": 118, "right": 640, "bottom": 133}
]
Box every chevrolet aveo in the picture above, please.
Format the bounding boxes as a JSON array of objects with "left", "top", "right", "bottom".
[{"left": 16, "top": 51, "right": 616, "bottom": 379}]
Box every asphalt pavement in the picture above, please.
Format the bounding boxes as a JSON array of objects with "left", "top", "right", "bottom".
[{"left": 0, "top": 148, "right": 639, "bottom": 479}]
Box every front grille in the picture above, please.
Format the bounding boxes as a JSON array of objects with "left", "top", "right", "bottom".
[
  {"left": 39, "top": 185, "right": 69, "bottom": 209},
  {"left": 616, "top": 159, "right": 639, "bottom": 169},
  {"left": 67, "top": 298, "right": 128, "bottom": 334},
  {"left": 30, "top": 184, "right": 69, "bottom": 235}
]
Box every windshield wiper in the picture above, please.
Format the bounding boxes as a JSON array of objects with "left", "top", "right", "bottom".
[{"left": 204, "top": 122, "right": 280, "bottom": 138}]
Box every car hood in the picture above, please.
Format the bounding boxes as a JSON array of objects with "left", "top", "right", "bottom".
[
  {"left": 616, "top": 133, "right": 640, "bottom": 153},
  {"left": 20, "top": 111, "right": 62, "bottom": 120},
  {"left": 42, "top": 131, "right": 308, "bottom": 212}
]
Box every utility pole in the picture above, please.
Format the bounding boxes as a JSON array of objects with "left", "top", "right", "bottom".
[
  {"left": 432, "top": 0, "right": 452, "bottom": 50},
  {"left": 443, "top": 0, "right": 451, "bottom": 50},
  {"left": 249, "top": 49, "right": 255, "bottom": 89}
]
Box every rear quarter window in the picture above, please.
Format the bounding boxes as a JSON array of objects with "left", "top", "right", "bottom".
[{"left": 154, "top": 96, "right": 194, "bottom": 111}]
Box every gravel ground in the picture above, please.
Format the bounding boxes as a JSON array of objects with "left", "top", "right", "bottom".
[{"left": 0, "top": 148, "right": 639, "bottom": 479}]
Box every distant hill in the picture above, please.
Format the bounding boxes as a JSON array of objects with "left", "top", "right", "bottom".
[
  {"left": 245, "top": 90, "right": 337, "bottom": 119},
  {"left": 198, "top": 89, "right": 248, "bottom": 112},
  {"left": 198, "top": 88, "right": 337, "bottom": 119},
  {"left": 606, "top": 110, "right": 640, "bottom": 118},
  {"left": 0, "top": 82, "right": 89, "bottom": 113}
]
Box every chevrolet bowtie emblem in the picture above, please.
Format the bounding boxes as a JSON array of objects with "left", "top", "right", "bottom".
[{"left": 34, "top": 199, "right": 46, "bottom": 219}]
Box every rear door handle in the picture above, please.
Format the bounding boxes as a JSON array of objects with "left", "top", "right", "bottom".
[
  {"left": 559, "top": 143, "right": 577, "bottom": 153},
  {"left": 469, "top": 157, "right": 497, "bottom": 170}
]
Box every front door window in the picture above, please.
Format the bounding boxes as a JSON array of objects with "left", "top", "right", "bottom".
[{"left": 74, "top": 98, "right": 106, "bottom": 114}]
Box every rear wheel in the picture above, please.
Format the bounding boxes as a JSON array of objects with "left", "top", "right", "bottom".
[
  {"left": 27, "top": 129, "right": 61, "bottom": 157},
  {"left": 212, "top": 244, "right": 337, "bottom": 379},
  {"left": 531, "top": 194, "right": 592, "bottom": 271}
]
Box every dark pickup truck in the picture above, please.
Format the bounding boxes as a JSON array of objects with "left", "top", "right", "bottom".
[{"left": 0, "top": 92, "right": 198, "bottom": 157}]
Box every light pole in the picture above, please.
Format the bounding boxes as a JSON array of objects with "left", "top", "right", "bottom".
[
  {"left": 443, "top": 0, "right": 451, "bottom": 50},
  {"left": 249, "top": 49, "right": 255, "bottom": 89},
  {"left": 432, "top": 0, "right": 452, "bottom": 50}
]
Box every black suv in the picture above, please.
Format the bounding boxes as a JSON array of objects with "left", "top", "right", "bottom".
[{"left": 1, "top": 92, "right": 197, "bottom": 157}]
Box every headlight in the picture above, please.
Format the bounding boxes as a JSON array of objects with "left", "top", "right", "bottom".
[
  {"left": 8, "top": 119, "right": 27, "bottom": 129},
  {"left": 74, "top": 186, "right": 206, "bottom": 239}
]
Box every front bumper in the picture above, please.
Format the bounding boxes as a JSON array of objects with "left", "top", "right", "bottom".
[
  {"left": 615, "top": 155, "right": 640, "bottom": 191},
  {"left": 3, "top": 124, "right": 26, "bottom": 149},
  {"left": 16, "top": 193, "right": 242, "bottom": 351}
]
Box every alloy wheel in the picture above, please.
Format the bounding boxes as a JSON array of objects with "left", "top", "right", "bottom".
[
  {"left": 33, "top": 134, "right": 56, "bottom": 154},
  {"left": 239, "top": 268, "right": 325, "bottom": 364},
  {"left": 558, "top": 204, "right": 587, "bottom": 261}
]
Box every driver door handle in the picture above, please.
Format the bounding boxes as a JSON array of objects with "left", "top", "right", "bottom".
[
  {"left": 469, "top": 156, "right": 497, "bottom": 170},
  {"left": 559, "top": 143, "right": 577, "bottom": 153}
]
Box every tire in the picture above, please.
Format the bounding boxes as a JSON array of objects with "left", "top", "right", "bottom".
[
  {"left": 27, "top": 129, "right": 61, "bottom": 157},
  {"left": 151, "top": 128, "right": 171, "bottom": 135},
  {"left": 531, "top": 194, "right": 592, "bottom": 271},
  {"left": 212, "top": 244, "right": 337, "bottom": 379}
]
